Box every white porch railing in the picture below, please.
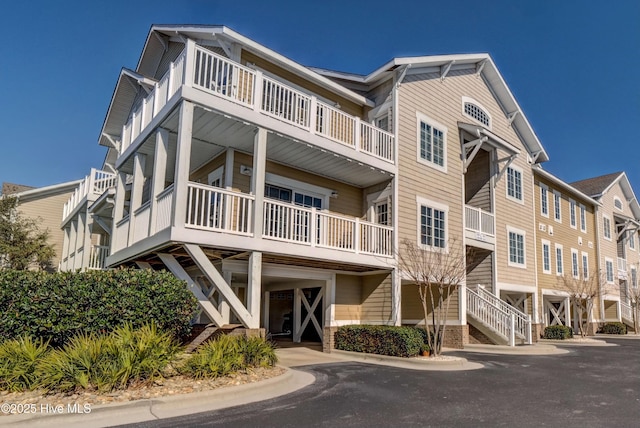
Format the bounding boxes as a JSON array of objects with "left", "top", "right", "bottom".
[
  {"left": 120, "top": 45, "right": 394, "bottom": 163},
  {"left": 63, "top": 169, "right": 117, "bottom": 221},
  {"left": 620, "top": 301, "right": 633, "bottom": 323},
  {"left": 185, "top": 183, "right": 254, "bottom": 235},
  {"left": 88, "top": 245, "right": 110, "bottom": 270},
  {"left": 263, "top": 199, "right": 393, "bottom": 257},
  {"left": 465, "top": 205, "right": 495, "bottom": 237},
  {"left": 467, "top": 286, "right": 532, "bottom": 346}
]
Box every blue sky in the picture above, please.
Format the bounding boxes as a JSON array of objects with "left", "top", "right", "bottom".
[{"left": 1, "top": 0, "right": 638, "bottom": 192}]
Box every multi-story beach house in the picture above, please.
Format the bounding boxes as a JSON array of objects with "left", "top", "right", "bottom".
[{"left": 58, "top": 24, "right": 567, "bottom": 349}]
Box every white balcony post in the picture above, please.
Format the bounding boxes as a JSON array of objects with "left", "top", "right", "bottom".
[
  {"left": 183, "top": 38, "right": 196, "bottom": 89},
  {"left": 354, "top": 217, "right": 360, "bottom": 254},
  {"left": 148, "top": 128, "right": 169, "bottom": 235},
  {"left": 81, "top": 214, "right": 93, "bottom": 270},
  {"left": 391, "top": 269, "right": 402, "bottom": 326},
  {"left": 526, "top": 314, "right": 532, "bottom": 344},
  {"left": 60, "top": 226, "right": 70, "bottom": 271},
  {"left": 354, "top": 117, "right": 361, "bottom": 151},
  {"left": 252, "top": 70, "right": 263, "bottom": 112},
  {"left": 509, "top": 313, "right": 516, "bottom": 347},
  {"left": 247, "top": 252, "right": 262, "bottom": 329},
  {"left": 309, "top": 96, "right": 317, "bottom": 134},
  {"left": 88, "top": 168, "right": 97, "bottom": 195},
  {"left": 73, "top": 215, "right": 84, "bottom": 271},
  {"left": 127, "top": 152, "right": 147, "bottom": 246},
  {"left": 252, "top": 128, "right": 267, "bottom": 240},
  {"left": 112, "top": 171, "right": 127, "bottom": 252},
  {"left": 311, "top": 208, "right": 317, "bottom": 247},
  {"left": 172, "top": 101, "right": 194, "bottom": 229}
]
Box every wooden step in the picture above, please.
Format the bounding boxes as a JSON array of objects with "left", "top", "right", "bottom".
[{"left": 184, "top": 323, "right": 243, "bottom": 353}]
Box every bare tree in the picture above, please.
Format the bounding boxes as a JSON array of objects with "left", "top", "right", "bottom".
[
  {"left": 626, "top": 283, "right": 640, "bottom": 335},
  {"left": 398, "top": 238, "right": 466, "bottom": 356},
  {"left": 557, "top": 270, "right": 605, "bottom": 337}
]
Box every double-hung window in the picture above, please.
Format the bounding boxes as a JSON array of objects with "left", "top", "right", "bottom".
[
  {"left": 629, "top": 232, "right": 636, "bottom": 250},
  {"left": 555, "top": 244, "right": 563, "bottom": 275},
  {"left": 580, "top": 204, "right": 587, "bottom": 232},
  {"left": 553, "top": 191, "right": 562, "bottom": 222},
  {"left": 417, "top": 113, "right": 446, "bottom": 171},
  {"left": 582, "top": 252, "right": 589, "bottom": 279},
  {"left": 571, "top": 249, "right": 579, "bottom": 278},
  {"left": 569, "top": 199, "right": 576, "bottom": 228},
  {"left": 540, "top": 185, "right": 549, "bottom": 217},
  {"left": 507, "top": 167, "right": 523, "bottom": 202},
  {"left": 418, "top": 197, "right": 447, "bottom": 249},
  {"left": 542, "top": 240, "right": 551, "bottom": 274},
  {"left": 603, "top": 216, "right": 612, "bottom": 240},
  {"left": 508, "top": 227, "right": 525, "bottom": 267},
  {"left": 605, "top": 258, "right": 614, "bottom": 283}
]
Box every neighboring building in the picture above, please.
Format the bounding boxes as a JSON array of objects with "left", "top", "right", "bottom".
[
  {"left": 2, "top": 180, "right": 81, "bottom": 270},
  {"left": 532, "top": 167, "right": 600, "bottom": 335},
  {"left": 571, "top": 172, "right": 640, "bottom": 331}
]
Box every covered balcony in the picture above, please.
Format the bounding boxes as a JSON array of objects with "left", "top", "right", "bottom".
[
  {"left": 117, "top": 42, "right": 395, "bottom": 173},
  {"left": 62, "top": 169, "right": 117, "bottom": 225}
]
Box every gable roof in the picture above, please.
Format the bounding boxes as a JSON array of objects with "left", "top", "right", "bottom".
[
  {"left": 313, "top": 54, "right": 549, "bottom": 163},
  {"left": 533, "top": 167, "right": 601, "bottom": 207},
  {"left": 570, "top": 172, "right": 624, "bottom": 198},
  {"left": 2, "top": 180, "right": 82, "bottom": 203}
]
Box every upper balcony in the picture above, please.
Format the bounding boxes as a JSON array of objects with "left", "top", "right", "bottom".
[
  {"left": 118, "top": 45, "right": 395, "bottom": 170},
  {"left": 62, "top": 169, "right": 117, "bottom": 225},
  {"left": 465, "top": 205, "right": 496, "bottom": 247}
]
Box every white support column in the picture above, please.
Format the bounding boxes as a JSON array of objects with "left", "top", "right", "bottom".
[
  {"left": 247, "top": 252, "right": 262, "bottom": 328},
  {"left": 148, "top": 128, "right": 169, "bottom": 235},
  {"left": 324, "top": 275, "right": 336, "bottom": 328},
  {"left": 224, "top": 148, "right": 235, "bottom": 189},
  {"left": 72, "top": 215, "right": 84, "bottom": 271},
  {"left": 172, "top": 102, "right": 194, "bottom": 230},
  {"left": 60, "top": 226, "right": 70, "bottom": 271},
  {"left": 220, "top": 271, "right": 232, "bottom": 325},
  {"left": 127, "top": 152, "right": 147, "bottom": 245},
  {"left": 113, "top": 171, "right": 127, "bottom": 252},
  {"left": 293, "top": 288, "right": 302, "bottom": 343},
  {"left": 391, "top": 269, "right": 402, "bottom": 326},
  {"left": 81, "top": 213, "right": 93, "bottom": 270},
  {"left": 565, "top": 296, "right": 572, "bottom": 328},
  {"left": 263, "top": 291, "right": 271, "bottom": 332},
  {"left": 252, "top": 128, "right": 267, "bottom": 239}
]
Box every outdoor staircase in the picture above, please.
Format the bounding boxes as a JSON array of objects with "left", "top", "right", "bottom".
[
  {"left": 466, "top": 285, "right": 532, "bottom": 346},
  {"left": 184, "top": 323, "right": 243, "bottom": 353}
]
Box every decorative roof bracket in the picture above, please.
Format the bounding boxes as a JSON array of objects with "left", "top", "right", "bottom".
[
  {"left": 101, "top": 133, "right": 118, "bottom": 149},
  {"left": 476, "top": 59, "right": 488, "bottom": 76},
  {"left": 494, "top": 154, "right": 518, "bottom": 186},
  {"left": 508, "top": 110, "right": 520, "bottom": 125},
  {"left": 153, "top": 32, "right": 168, "bottom": 51},
  {"left": 462, "top": 136, "right": 488, "bottom": 173},
  {"left": 396, "top": 64, "right": 411, "bottom": 88},
  {"left": 441, "top": 60, "right": 455, "bottom": 81}
]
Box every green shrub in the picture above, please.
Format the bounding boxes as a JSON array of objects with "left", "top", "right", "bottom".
[
  {"left": 543, "top": 325, "right": 574, "bottom": 340},
  {"left": 180, "top": 335, "right": 277, "bottom": 379},
  {"left": 334, "top": 325, "right": 426, "bottom": 357},
  {"left": 0, "top": 336, "right": 50, "bottom": 391},
  {"left": 598, "top": 322, "right": 627, "bottom": 335},
  {"left": 0, "top": 269, "right": 198, "bottom": 346},
  {"left": 35, "top": 323, "right": 181, "bottom": 392}
]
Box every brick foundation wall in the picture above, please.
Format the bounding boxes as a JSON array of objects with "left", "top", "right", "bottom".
[
  {"left": 531, "top": 323, "right": 543, "bottom": 342},
  {"left": 443, "top": 324, "right": 468, "bottom": 349},
  {"left": 323, "top": 326, "right": 338, "bottom": 353}
]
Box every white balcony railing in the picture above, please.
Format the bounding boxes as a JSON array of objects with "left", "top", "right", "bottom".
[
  {"left": 88, "top": 245, "right": 110, "bottom": 270},
  {"left": 620, "top": 301, "right": 633, "bottom": 323},
  {"left": 120, "top": 45, "right": 394, "bottom": 162},
  {"left": 63, "top": 169, "right": 117, "bottom": 221},
  {"left": 465, "top": 205, "right": 495, "bottom": 237},
  {"left": 186, "top": 183, "right": 254, "bottom": 235}
]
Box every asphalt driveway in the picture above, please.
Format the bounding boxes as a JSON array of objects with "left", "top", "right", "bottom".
[{"left": 121, "top": 338, "right": 640, "bottom": 427}]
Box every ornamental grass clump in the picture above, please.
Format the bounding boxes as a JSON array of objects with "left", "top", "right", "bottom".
[
  {"left": 0, "top": 336, "right": 50, "bottom": 392},
  {"left": 180, "top": 335, "right": 277, "bottom": 379}
]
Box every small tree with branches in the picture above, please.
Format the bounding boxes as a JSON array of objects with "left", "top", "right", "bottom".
[
  {"left": 557, "top": 270, "right": 606, "bottom": 337},
  {"left": 626, "top": 281, "right": 640, "bottom": 335},
  {"left": 398, "top": 237, "right": 466, "bottom": 356},
  {"left": 0, "top": 196, "right": 55, "bottom": 271}
]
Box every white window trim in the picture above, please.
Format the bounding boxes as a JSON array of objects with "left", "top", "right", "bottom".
[
  {"left": 553, "top": 190, "right": 562, "bottom": 223},
  {"left": 207, "top": 166, "right": 224, "bottom": 187},
  {"left": 461, "top": 96, "right": 492, "bottom": 129},
  {"left": 569, "top": 198, "right": 577, "bottom": 229},
  {"left": 506, "top": 165, "right": 525, "bottom": 205},
  {"left": 605, "top": 257, "right": 614, "bottom": 284},
  {"left": 571, "top": 248, "right": 579, "bottom": 279},
  {"left": 629, "top": 231, "right": 636, "bottom": 251},
  {"left": 614, "top": 196, "right": 623, "bottom": 212},
  {"left": 579, "top": 204, "right": 587, "bottom": 232},
  {"left": 416, "top": 111, "right": 447, "bottom": 173},
  {"left": 416, "top": 195, "right": 449, "bottom": 252},
  {"left": 541, "top": 239, "right": 551, "bottom": 274},
  {"left": 555, "top": 244, "right": 564, "bottom": 276},
  {"left": 603, "top": 214, "right": 612, "bottom": 241},
  {"left": 631, "top": 266, "right": 638, "bottom": 288},
  {"left": 506, "top": 226, "right": 526, "bottom": 269},
  {"left": 581, "top": 251, "right": 589, "bottom": 279},
  {"left": 540, "top": 184, "right": 549, "bottom": 218},
  {"left": 265, "top": 172, "right": 332, "bottom": 208}
]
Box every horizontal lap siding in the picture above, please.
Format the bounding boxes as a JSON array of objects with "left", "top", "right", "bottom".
[
  {"left": 19, "top": 192, "right": 73, "bottom": 269},
  {"left": 361, "top": 273, "right": 393, "bottom": 322},
  {"left": 467, "top": 250, "right": 493, "bottom": 288},
  {"left": 533, "top": 174, "right": 598, "bottom": 293},
  {"left": 401, "top": 284, "right": 460, "bottom": 321},
  {"left": 598, "top": 183, "right": 626, "bottom": 288},
  {"left": 335, "top": 274, "right": 362, "bottom": 320}
]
